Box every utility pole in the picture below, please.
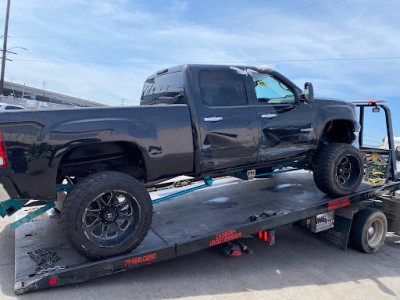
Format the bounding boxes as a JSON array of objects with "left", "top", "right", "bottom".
[{"left": 0, "top": 0, "right": 11, "bottom": 96}]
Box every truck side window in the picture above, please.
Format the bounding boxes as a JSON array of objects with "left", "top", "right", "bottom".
[
  {"left": 199, "top": 70, "right": 247, "bottom": 106},
  {"left": 141, "top": 71, "right": 184, "bottom": 105},
  {"left": 253, "top": 75, "right": 295, "bottom": 104}
]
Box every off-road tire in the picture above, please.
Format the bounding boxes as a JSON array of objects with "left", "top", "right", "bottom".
[
  {"left": 61, "top": 171, "right": 152, "bottom": 260},
  {"left": 313, "top": 143, "right": 364, "bottom": 196},
  {"left": 350, "top": 208, "right": 387, "bottom": 253}
]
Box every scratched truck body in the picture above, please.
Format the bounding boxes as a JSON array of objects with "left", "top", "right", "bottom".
[{"left": 0, "top": 64, "right": 363, "bottom": 259}]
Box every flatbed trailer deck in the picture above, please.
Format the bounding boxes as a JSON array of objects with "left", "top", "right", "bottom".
[{"left": 14, "top": 171, "right": 400, "bottom": 294}]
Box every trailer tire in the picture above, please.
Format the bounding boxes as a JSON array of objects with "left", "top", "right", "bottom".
[
  {"left": 313, "top": 143, "right": 363, "bottom": 196},
  {"left": 350, "top": 208, "right": 387, "bottom": 254},
  {"left": 61, "top": 171, "right": 152, "bottom": 260}
]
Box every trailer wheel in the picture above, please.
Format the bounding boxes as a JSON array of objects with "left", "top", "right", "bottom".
[
  {"left": 313, "top": 143, "right": 363, "bottom": 196},
  {"left": 350, "top": 208, "right": 387, "bottom": 254},
  {"left": 61, "top": 171, "right": 152, "bottom": 260}
]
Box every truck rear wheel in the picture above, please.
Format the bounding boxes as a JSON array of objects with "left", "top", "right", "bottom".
[
  {"left": 350, "top": 208, "right": 387, "bottom": 253},
  {"left": 61, "top": 171, "right": 152, "bottom": 260},
  {"left": 313, "top": 143, "right": 364, "bottom": 196}
]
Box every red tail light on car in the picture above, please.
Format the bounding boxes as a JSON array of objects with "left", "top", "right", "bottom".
[{"left": 0, "top": 130, "right": 8, "bottom": 168}]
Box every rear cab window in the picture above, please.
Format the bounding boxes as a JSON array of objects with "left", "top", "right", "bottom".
[{"left": 141, "top": 71, "right": 184, "bottom": 105}]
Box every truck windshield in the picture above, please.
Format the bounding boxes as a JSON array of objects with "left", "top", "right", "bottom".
[{"left": 141, "top": 71, "right": 184, "bottom": 105}]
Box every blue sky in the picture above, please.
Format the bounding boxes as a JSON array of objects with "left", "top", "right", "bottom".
[{"left": 0, "top": 0, "right": 399, "bottom": 137}]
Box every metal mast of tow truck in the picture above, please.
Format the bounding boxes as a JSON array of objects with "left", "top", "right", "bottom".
[{"left": 0, "top": 0, "right": 11, "bottom": 96}]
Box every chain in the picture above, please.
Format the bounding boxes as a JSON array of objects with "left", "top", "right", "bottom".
[
  {"left": 28, "top": 247, "right": 63, "bottom": 274},
  {"left": 35, "top": 265, "right": 66, "bottom": 275}
]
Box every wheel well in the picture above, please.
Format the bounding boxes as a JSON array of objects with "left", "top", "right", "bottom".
[
  {"left": 322, "top": 120, "right": 355, "bottom": 144},
  {"left": 57, "top": 142, "right": 146, "bottom": 182}
]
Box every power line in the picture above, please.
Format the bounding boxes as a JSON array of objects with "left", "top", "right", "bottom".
[
  {"left": 9, "top": 30, "right": 399, "bottom": 64},
  {"left": 149, "top": 32, "right": 400, "bottom": 57},
  {"left": 9, "top": 0, "right": 347, "bottom": 39},
  {"left": 10, "top": 55, "right": 400, "bottom": 65}
]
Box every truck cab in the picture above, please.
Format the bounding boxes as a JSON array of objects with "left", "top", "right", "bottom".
[{"left": 141, "top": 64, "right": 318, "bottom": 173}]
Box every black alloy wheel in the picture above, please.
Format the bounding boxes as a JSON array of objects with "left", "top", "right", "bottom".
[
  {"left": 82, "top": 190, "right": 140, "bottom": 247},
  {"left": 335, "top": 155, "right": 360, "bottom": 189}
]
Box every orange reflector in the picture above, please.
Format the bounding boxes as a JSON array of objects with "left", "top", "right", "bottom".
[{"left": 49, "top": 277, "right": 57, "bottom": 285}]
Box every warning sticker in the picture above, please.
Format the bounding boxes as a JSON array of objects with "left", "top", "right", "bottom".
[
  {"left": 328, "top": 197, "right": 350, "bottom": 210},
  {"left": 209, "top": 229, "right": 242, "bottom": 247}
]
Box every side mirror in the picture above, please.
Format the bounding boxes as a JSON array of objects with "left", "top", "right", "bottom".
[{"left": 304, "top": 82, "right": 314, "bottom": 103}]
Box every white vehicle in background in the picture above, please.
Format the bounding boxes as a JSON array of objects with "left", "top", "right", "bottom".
[
  {"left": 381, "top": 137, "right": 400, "bottom": 163},
  {"left": 0, "top": 102, "right": 26, "bottom": 110},
  {"left": 381, "top": 136, "right": 400, "bottom": 150}
]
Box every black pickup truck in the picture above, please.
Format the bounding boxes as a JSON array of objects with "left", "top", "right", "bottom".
[{"left": 0, "top": 64, "right": 363, "bottom": 259}]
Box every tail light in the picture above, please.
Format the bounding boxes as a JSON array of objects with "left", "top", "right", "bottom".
[{"left": 0, "top": 130, "right": 8, "bottom": 168}]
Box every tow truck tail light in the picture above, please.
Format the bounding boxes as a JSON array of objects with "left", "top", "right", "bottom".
[
  {"left": 0, "top": 130, "right": 8, "bottom": 168},
  {"left": 257, "top": 230, "right": 276, "bottom": 245}
]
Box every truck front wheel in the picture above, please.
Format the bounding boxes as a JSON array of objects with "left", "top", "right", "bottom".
[
  {"left": 313, "top": 143, "right": 364, "bottom": 196},
  {"left": 61, "top": 171, "right": 152, "bottom": 260}
]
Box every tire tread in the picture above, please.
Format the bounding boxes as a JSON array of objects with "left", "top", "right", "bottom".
[{"left": 313, "top": 143, "right": 363, "bottom": 196}]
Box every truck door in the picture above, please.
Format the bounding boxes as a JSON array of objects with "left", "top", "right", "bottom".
[
  {"left": 250, "top": 74, "right": 317, "bottom": 162},
  {"left": 193, "top": 68, "right": 258, "bottom": 172}
]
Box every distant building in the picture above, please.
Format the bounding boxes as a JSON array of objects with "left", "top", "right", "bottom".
[{"left": 3, "top": 81, "right": 106, "bottom": 108}]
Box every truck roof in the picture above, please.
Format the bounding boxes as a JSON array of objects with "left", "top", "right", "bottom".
[
  {"left": 144, "top": 64, "right": 303, "bottom": 98},
  {"left": 145, "top": 64, "right": 277, "bottom": 81}
]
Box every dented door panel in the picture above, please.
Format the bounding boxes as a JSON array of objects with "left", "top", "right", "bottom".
[{"left": 257, "top": 103, "right": 317, "bottom": 161}]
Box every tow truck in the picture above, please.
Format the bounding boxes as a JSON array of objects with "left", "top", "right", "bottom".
[{"left": 9, "top": 101, "right": 400, "bottom": 294}]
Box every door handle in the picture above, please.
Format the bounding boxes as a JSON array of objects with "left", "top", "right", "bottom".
[
  {"left": 261, "top": 114, "right": 277, "bottom": 119},
  {"left": 204, "top": 116, "right": 223, "bottom": 122}
]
